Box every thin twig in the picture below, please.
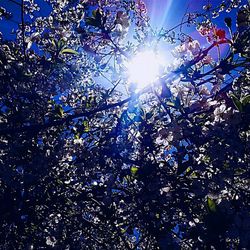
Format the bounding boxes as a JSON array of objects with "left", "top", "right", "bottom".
[
  {"left": 8, "top": 0, "right": 22, "bottom": 6},
  {"left": 21, "top": 0, "right": 26, "bottom": 61}
]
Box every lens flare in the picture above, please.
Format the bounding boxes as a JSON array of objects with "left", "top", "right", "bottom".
[{"left": 127, "top": 50, "right": 164, "bottom": 89}]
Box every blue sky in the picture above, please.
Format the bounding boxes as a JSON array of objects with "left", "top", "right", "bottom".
[
  {"left": 1, "top": 0, "right": 248, "bottom": 40},
  {"left": 145, "top": 0, "right": 247, "bottom": 32},
  {"left": 0, "top": 0, "right": 51, "bottom": 39},
  {"left": 0, "top": 0, "right": 248, "bottom": 72}
]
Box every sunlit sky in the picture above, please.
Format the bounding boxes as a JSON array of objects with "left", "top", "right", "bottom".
[
  {"left": 145, "top": 1, "right": 222, "bottom": 26},
  {"left": 0, "top": 0, "right": 248, "bottom": 91},
  {"left": 1, "top": 0, "right": 248, "bottom": 40},
  {"left": 1, "top": 0, "right": 245, "bottom": 60}
]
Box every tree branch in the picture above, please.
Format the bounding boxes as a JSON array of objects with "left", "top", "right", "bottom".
[{"left": 21, "top": 0, "right": 26, "bottom": 61}]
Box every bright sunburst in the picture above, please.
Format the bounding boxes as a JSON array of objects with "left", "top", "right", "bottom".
[{"left": 127, "top": 50, "right": 164, "bottom": 89}]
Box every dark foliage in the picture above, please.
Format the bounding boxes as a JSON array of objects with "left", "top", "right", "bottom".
[{"left": 0, "top": 0, "right": 249, "bottom": 249}]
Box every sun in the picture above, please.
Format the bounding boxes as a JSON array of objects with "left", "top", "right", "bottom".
[{"left": 127, "top": 50, "right": 164, "bottom": 89}]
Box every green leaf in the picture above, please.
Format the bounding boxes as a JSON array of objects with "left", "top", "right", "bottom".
[
  {"left": 166, "top": 101, "right": 175, "bottom": 107},
  {"left": 241, "top": 95, "right": 250, "bottom": 107},
  {"left": 231, "top": 94, "right": 243, "bottom": 112},
  {"left": 61, "top": 48, "right": 78, "bottom": 55},
  {"left": 55, "top": 105, "right": 64, "bottom": 117},
  {"left": 190, "top": 171, "right": 198, "bottom": 178},
  {"left": 85, "top": 9, "right": 104, "bottom": 28},
  {"left": 207, "top": 197, "right": 217, "bottom": 213},
  {"left": 92, "top": 10, "right": 97, "bottom": 17},
  {"left": 48, "top": 99, "right": 55, "bottom": 104},
  {"left": 51, "top": 39, "right": 56, "bottom": 48},
  {"left": 130, "top": 166, "right": 138, "bottom": 176},
  {"left": 185, "top": 167, "right": 192, "bottom": 174},
  {"left": 58, "top": 39, "right": 65, "bottom": 50},
  {"left": 83, "top": 120, "right": 90, "bottom": 132},
  {"left": 74, "top": 133, "right": 80, "bottom": 139}
]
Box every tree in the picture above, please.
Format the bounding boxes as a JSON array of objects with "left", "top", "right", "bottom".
[{"left": 0, "top": 0, "right": 249, "bottom": 249}]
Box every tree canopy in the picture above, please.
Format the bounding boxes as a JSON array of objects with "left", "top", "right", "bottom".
[{"left": 0, "top": 0, "right": 249, "bottom": 249}]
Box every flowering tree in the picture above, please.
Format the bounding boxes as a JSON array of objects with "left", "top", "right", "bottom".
[{"left": 0, "top": 0, "right": 249, "bottom": 249}]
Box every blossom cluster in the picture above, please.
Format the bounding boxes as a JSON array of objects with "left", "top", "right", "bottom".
[
  {"left": 113, "top": 11, "right": 130, "bottom": 42},
  {"left": 171, "top": 39, "right": 213, "bottom": 69},
  {"left": 172, "top": 39, "right": 201, "bottom": 59},
  {"left": 197, "top": 23, "right": 227, "bottom": 43}
]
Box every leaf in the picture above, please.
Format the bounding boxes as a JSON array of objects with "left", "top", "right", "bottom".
[
  {"left": 224, "top": 17, "right": 232, "bottom": 28},
  {"left": 55, "top": 105, "right": 64, "bottom": 118},
  {"left": 241, "top": 95, "right": 250, "bottom": 107},
  {"left": 185, "top": 167, "right": 192, "bottom": 174},
  {"left": 51, "top": 39, "right": 56, "bottom": 48},
  {"left": 190, "top": 171, "right": 198, "bottom": 178},
  {"left": 166, "top": 101, "right": 175, "bottom": 107},
  {"left": 58, "top": 39, "right": 65, "bottom": 50},
  {"left": 61, "top": 48, "right": 78, "bottom": 55},
  {"left": 207, "top": 197, "right": 217, "bottom": 213},
  {"left": 174, "top": 97, "right": 181, "bottom": 109},
  {"left": 85, "top": 9, "right": 104, "bottom": 28},
  {"left": 74, "top": 133, "right": 80, "bottom": 139},
  {"left": 130, "top": 166, "right": 138, "bottom": 176},
  {"left": 92, "top": 10, "right": 97, "bottom": 17},
  {"left": 231, "top": 94, "right": 243, "bottom": 112},
  {"left": 83, "top": 120, "right": 90, "bottom": 132}
]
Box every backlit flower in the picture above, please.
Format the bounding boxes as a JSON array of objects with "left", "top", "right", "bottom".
[
  {"left": 136, "top": 0, "right": 147, "bottom": 14},
  {"left": 202, "top": 54, "right": 213, "bottom": 65},
  {"left": 197, "top": 24, "right": 211, "bottom": 36},
  {"left": 113, "top": 11, "right": 130, "bottom": 41},
  {"left": 172, "top": 43, "right": 188, "bottom": 58},
  {"left": 187, "top": 40, "right": 201, "bottom": 56},
  {"left": 198, "top": 23, "right": 227, "bottom": 43},
  {"left": 214, "top": 28, "right": 226, "bottom": 40},
  {"left": 214, "top": 103, "right": 227, "bottom": 122}
]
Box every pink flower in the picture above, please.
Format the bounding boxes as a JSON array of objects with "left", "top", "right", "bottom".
[
  {"left": 172, "top": 40, "right": 200, "bottom": 59},
  {"left": 136, "top": 0, "right": 147, "bottom": 14},
  {"left": 113, "top": 11, "right": 130, "bottom": 42},
  {"left": 197, "top": 26, "right": 211, "bottom": 36},
  {"left": 198, "top": 23, "right": 227, "bottom": 43},
  {"left": 187, "top": 40, "right": 201, "bottom": 56},
  {"left": 199, "top": 86, "right": 210, "bottom": 96},
  {"left": 115, "top": 11, "right": 130, "bottom": 29},
  {"left": 202, "top": 54, "right": 213, "bottom": 64},
  {"left": 172, "top": 43, "right": 188, "bottom": 58}
]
